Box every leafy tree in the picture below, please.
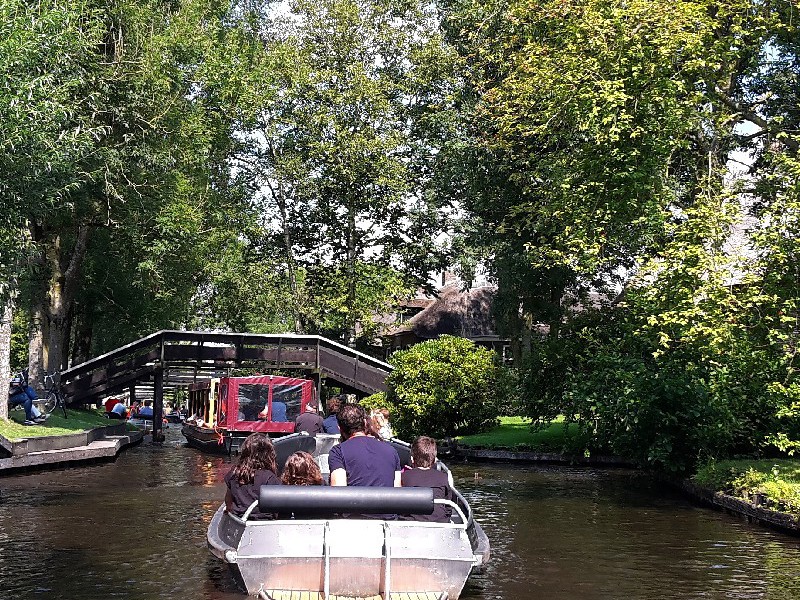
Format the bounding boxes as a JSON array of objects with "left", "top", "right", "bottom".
[
  {"left": 221, "top": 0, "right": 454, "bottom": 345},
  {"left": 443, "top": 0, "right": 800, "bottom": 470},
  {"left": 4, "top": 0, "right": 252, "bottom": 367},
  {"left": 383, "top": 335, "right": 503, "bottom": 439},
  {"left": 440, "top": 0, "right": 711, "bottom": 355},
  {"left": 0, "top": 0, "right": 108, "bottom": 415}
]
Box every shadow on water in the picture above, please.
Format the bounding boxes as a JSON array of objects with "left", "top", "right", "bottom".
[{"left": 2, "top": 429, "right": 800, "bottom": 599}]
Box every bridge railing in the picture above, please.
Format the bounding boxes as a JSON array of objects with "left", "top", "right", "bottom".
[{"left": 61, "top": 330, "right": 391, "bottom": 403}]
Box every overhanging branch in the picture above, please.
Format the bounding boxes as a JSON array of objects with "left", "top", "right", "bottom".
[{"left": 714, "top": 87, "right": 799, "bottom": 153}]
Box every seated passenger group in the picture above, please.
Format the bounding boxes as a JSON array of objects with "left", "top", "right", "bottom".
[{"left": 223, "top": 404, "right": 452, "bottom": 523}]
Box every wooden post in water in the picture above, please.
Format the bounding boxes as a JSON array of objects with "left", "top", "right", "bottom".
[
  {"left": 310, "top": 372, "right": 322, "bottom": 411},
  {"left": 153, "top": 368, "right": 165, "bottom": 443}
]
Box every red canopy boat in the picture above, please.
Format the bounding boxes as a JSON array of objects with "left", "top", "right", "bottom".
[{"left": 182, "top": 375, "right": 317, "bottom": 453}]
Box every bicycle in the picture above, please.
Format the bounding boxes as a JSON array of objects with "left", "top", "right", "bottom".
[{"left": 40, "top": 371, "right": 68, "bottom": 419}]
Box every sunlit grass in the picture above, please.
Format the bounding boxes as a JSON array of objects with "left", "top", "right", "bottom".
[
  {"left": 0, "top": 407, "right": 118, "bottom": 441},
  {"left": 694, "top": 459, "right": 800, "bottom": 515},
  {"left": 457, "top": 416, "right": 588, "bottom": 452}
]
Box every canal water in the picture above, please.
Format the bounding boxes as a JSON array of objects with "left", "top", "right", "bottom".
[{"left": 1, "top": 428, "right": 799, "bottom": 600}]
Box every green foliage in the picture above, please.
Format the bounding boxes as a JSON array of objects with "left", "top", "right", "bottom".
[
  {"left": 384, "top": 335, "right": 502, "bottom": 438},
  {"left": 9, "top": 309, "right": 27, "bottom": 372},
  {"left": 218, "top": 0, "right": 455, "bottom": 344},
  {"left": 442, "top": 0, "right": 800, "bottom": 473},
  {"left": 694, "top": 459, "right": 800, "bottom": 515},
  {"left": 359, "top": 392, "right": 387, "bottom": 412}
]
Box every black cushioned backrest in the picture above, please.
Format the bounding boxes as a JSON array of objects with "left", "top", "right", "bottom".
[
  {"left": 273, "top": 433, "right": 318, "bottom": 475},
  {"left": 259, "top": 486, "right": 434, "bottom": 516},
  {"left": 388, "top": 440, "right": 412, "bottom": 468}
]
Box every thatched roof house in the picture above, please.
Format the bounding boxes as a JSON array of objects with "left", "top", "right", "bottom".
[{"left": 384, "top": 284, "right": 507, "bottom": 357}]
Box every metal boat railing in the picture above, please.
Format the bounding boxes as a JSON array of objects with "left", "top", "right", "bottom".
[
  {"left": 450, "top": 488, "right": 478, "bottom": 551},
  {"left": 237, "top": 498, "right": 468, "bottom": 527}
]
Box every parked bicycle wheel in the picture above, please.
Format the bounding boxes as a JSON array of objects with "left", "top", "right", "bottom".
[{"left": 42, "top": 391, "right": 59, "bottom": 415}]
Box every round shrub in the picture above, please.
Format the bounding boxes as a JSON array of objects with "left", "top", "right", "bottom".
[{"left": 385, "top": 335, "right": 501, "bottom": 439}]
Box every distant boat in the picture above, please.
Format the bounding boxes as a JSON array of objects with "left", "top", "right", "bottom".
[
  {"left": 127, "top": 414, "right": 154, "bottom": 431},
  {"left": 181, "top": 375, "right": 316, "bottom": 453},
  {"left": 207, "top": 433, "right": 491, "bottom": 599}
]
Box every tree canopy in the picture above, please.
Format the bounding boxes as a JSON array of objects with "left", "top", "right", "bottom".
[{"left": 2, "top": 0, "right": 799, "bottom": 473}]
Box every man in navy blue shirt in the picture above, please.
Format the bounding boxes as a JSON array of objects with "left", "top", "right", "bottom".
[
  {"left": 329, "top": 404, "right": 400, "bottom": 488},
  {"left": 322, "top": 395, "right": 341, "bottom": 434}
]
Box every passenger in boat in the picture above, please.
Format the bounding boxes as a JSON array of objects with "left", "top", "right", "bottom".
[
  {"left": 104, "top": 397, "right": 119, "bottom": 414},
  {"left": 322, "top": 396, "right": 341, "bottom": 434},
  {"left": 371, "top": 408, "right": 394, "bottom": 440},
  {"left": 108, "top": 400, "right": 127, "bottom": 420},
  {"left": 224, "top": 433, "right": 281, "bottom": 520},
  {"left": 138, "top": 399, "right": 154, "bottom": 418},
  {"left": 400, "top": 436, "right": 453, "bottom": 523},
  {"left": 281, "top": 451, "right": 323, "bottom": 486},
  {"left": 260, "top": 400, "right": 288, "bottom": 422},
  {"left": 329, "top": 404, "right": 401, "bottom": 488},
  {"left": 271, "top": 400, "right": 288, "bottom": 422},
  {"left": 294, "top": 400, "right": 324, "bottom": 434}
]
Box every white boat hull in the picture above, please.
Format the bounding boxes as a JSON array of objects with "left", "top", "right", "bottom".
[{"left": 208, "top": 505, "right": 481, "bottom": 598}]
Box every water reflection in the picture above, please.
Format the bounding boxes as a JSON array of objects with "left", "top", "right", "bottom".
[
  {"left": 1, "top": 430, "right": 799, "bottom": 599},
  {"left": 454, "top": 463, "right": 800, "bottom": 600}
]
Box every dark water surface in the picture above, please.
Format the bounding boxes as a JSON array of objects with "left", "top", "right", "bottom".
[{"left": 1, "top": 428, "right": 799, "bottom": 599}]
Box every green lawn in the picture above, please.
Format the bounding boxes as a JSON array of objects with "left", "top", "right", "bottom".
[
  {"left": 693, "top": 459, "right": 800, "bottom": 515},
  {"left": 0, "top": 407, "right": 120, "bottom": 441},
  {"left": 457, "top": 416, "right": 588, "bottom": 452}
]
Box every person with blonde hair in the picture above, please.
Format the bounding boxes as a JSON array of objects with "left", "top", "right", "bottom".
[
  {"left": 371, "top": 407, "right": 394, "bottom": 440},
  {"left": 281, "top": 451, "right": 323, "bottom": 486}
]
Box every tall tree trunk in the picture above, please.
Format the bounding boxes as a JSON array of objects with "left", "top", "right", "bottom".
[
  {"left": 271, "top": 167, "right": 302, "bottom": 333},
  {"left": 346, "top": 201, "right": 357, "bottom": 347},
  {"left": 45, "top": 224, "right": 89, "bottom": 373},
  {"left": 26, "top": 223, "right": 48, "bottom": 387},
  {"left": 521, "top": 313, "right": 532, "bottom": 362},
  {"left": 27, "top": 288, "right": 46, "bottom": 389},
  {"left": 71, "top": 301, "right": 93, "bottom": 365},
  {"left": 0, "top": 298, "right": 12, "bottom": 421}
]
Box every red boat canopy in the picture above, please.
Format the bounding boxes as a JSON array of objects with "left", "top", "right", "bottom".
[{"left": 220, "top": 375, "right": 316, "bottom": 434}]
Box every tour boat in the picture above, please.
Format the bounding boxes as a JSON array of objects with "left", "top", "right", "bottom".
[
  {"left": 206, "top": 433, "right": 491, "bottom": 600},
  {"left": 182, "top": 375, "right": 317, "bottom": 453}
]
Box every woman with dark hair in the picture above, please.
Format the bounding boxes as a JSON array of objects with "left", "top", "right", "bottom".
[
  {"left": 281, "top": 451, "right": 323, "bottom": 486},
  {"left": 224, "top": 433, "right": 281, "bottom": 520}
]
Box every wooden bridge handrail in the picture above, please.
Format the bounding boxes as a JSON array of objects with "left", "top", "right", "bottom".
[{"left": 61, "top": 330, "right": 392, "bottom": 401}]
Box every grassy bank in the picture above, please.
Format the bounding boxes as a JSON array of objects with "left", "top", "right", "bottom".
[
  {"left": 457, "top": 416, "right": 588, "bottom": 453},
  {"left": 693, "top": 459, "right": 800, "bottom": 515},
  {"left": 0, "top": 408, "right": 118, "bottom": 440}
]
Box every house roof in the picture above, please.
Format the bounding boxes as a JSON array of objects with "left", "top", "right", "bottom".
[{"left": 386, "top": 284, "right": 500, "bottom": 340}]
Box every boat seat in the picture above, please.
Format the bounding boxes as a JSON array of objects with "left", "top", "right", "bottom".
[
  {"left": 274, "top": 433, "right": 318, "bottom": 474},
  {"left": 389, "top": 440, "right": 412, "bottom": 467},
  {"left": 259, "top": 486, "right": 434, "bottom": 517}
]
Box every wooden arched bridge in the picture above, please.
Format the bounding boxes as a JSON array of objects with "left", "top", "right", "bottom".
[{"left": 60, "top": 330, "right": 392, "bottom": 440}]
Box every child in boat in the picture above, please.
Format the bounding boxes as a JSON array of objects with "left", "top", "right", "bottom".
[
  {"left": 400, "top": 436, "right": 453, "bottom": 523},
  {"left": 224, "top": 433, "right": 281, "bottom": 520},
  {"left": 281, "top": 451, "right": 323, "bottom": 486}
]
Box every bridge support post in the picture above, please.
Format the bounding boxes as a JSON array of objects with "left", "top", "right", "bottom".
[{"left": 152, "top": 368, "right": 165, "bottom": 443}]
